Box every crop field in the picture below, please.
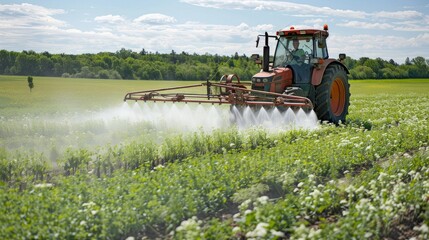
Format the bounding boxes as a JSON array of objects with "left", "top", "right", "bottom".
[{"left": 0, "top": 75, "right": 428, "bottom": 239}]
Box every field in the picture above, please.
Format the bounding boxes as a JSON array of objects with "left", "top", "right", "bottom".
[{"left": 0, "top": 75, "right": 428, "bottom": 239}]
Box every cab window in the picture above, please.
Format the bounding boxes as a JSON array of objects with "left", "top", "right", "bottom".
[{"left": 315, "top": 38, "right": 329, "bottom": 59}]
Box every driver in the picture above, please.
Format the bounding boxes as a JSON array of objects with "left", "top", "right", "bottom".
[{"left": 291, "top": 39, "right": 305, "bottom": 64}]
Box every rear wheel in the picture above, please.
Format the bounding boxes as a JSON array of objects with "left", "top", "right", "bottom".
[{"left": 315, "top": 65, "right": 350, "bottom": 124}]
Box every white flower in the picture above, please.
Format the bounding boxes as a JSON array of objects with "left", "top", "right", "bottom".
[
  {"left": 414, "top": 223, "right": 429, "bottom": 233},
  {"left": 125, "top": 237, "right": 135, "bottom": 240},
  {"left": 154, "top": 164, "right": 164, "bottom": 170},
  {"left": 244, "top": 209, "right": 252, "bottom": 216},
  {"left": 176, "top": 216, "right": 201, "bottom": 232},
  {"left": 364, "top": 232, "right": 373, "bottom": 238},
  {"left": 82, "top": 202, "right": 96, "bottom": 208},
  {"left": 232, "top": 226, "right": 241, "bottom": 233},
  {"left": 308, "top": 228, "right": 321, "bottom": 238},
  {"left": 297, "top": 182, "right": 304, "bottom": 188},
  {"left": 309, "top": 189, "right": 322, "bottom": 198},
  {"left": 338, "top": 139, "right": 351, "bottom": 147},
  {"left": 246, "top": 222, "right": 268, "bottom": 238},
  {"left": 239, "top": 199, "right": 251, "bottom": 211},
  {"left": 345, "top": 185, "right": 355, "bottom": 193},
  {"left": 270, "top": 229, "right": 285, "bottom": 237},
  {"left": 356, "top": 185, "right": 365, "bottom": 194},
  {"left": 377, "top": 172, "right": 388, "bottom": 182},
  {"left": 80, "top": 220, "right": 87, "bottom": 226},
  {"left": 34, "top": 183, "right": 53, "bottom": 188},
  {"left": 257, "top": 196, "right": 269, "bottom": 205}
]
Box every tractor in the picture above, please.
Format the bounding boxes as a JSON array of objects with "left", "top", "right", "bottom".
[{"left": 124, "top": 24, "right": 350, "bottom": 124}]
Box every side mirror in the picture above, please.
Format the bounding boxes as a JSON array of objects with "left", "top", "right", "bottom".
[
  {"left": 318, "top": 38, "right": 326, "bottom": 48},
  {"left": 256, "top": 36, "right": 260, "bottom": 48},
  {"left": 316, "top": 32, "right": 326, "bottom": 48},
  {"left": 251, "top": 54, "right": 261, "bottom": 64},
  {"left": 338, "top": 53, "right": 346, "bottom": 63}
]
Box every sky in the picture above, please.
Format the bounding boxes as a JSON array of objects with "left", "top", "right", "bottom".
[{"left": 0, "top": 0, "right": 428, "bottom": 63}]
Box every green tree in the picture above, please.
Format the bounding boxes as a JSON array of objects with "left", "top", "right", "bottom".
[
  {"left": 350, "top": 66, "right": 376, "bottom": 79},
  {"left": 0, "top": 50, "right": 12, "bottom": 74},
  {"left": 39, "top": 56, "right": 54, "bottom": 76},
  {"left": 405, "top": 57, "right": 412, "bottom": 65},
  {"left": 363, "top": 59, "right": 381, "bottom": 78},
  {"left": 27, "top": 76, "right": 34, "bottom": 92},
  {"left": 15, "top": 53, "right": 40, "bottom": 75}
]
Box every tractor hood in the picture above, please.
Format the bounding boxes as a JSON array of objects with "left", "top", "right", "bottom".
[{"left": 251, "top": 67, "right": 293, "bottom": 93}]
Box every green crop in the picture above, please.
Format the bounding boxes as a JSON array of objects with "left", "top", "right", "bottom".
[{"left": 0, "top": 76, "right": 428, "bottom": 239}]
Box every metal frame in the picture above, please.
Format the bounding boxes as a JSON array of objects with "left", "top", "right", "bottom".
[{"left": 123, "top": 80, "right": 313, "bottom": 109}]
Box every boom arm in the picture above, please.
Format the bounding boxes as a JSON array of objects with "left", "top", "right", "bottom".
[{"left": 123, "top": 80, "right": 313, "bottom": 109}]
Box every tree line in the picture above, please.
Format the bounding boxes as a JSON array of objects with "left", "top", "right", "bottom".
[{"left": 0, "top": 48, "right": 427, "bottom": 80}]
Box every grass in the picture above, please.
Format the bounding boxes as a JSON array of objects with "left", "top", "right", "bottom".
[
  {"left": 350, "top": 79, "right": 429, "bottom": 95},
  {"left": 0, "top": 75, "right": 206, "bottom": 114}
]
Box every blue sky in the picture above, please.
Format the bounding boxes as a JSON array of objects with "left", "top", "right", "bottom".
[{"left": 0, "top": 0, "right": 428, "bottom": 63}]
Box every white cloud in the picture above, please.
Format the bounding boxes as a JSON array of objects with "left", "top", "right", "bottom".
[
  {"left": 0, "top": 3, "right": 66, "bottom": 28},
  {"left": 0, "top": 3, "right": 64, "bottom": 15},
  {"left": 134, "top": 13, "right": 177, "bottom": 25},
  {"left": 181, "top": 0, "right": 367, "bottom": 19},
  {"left": 393, "top": 15, "right": 429, "bottom": 32},
  {"left": 181, "top": 0, "right": 426, "bottom": 22},
  {"left": 329, "top": 33, "right": 429, "bottom": 63},
  {"left": 304, "top": 18, "right": 325, "bottom": 25},
  {"left": 338, "top": 21, "right": 394, "bottom": 30},
  {"left": 374, "top": 10, "right": 422, "bottom": 19},
  {"left": 179, "top": 0, "right": 427, "bottom": 34},
  {"left": 94, "top": 15, "right": 125, "bottom": 24}
]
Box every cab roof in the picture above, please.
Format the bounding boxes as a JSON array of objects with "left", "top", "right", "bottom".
[{"left": 277, "top": 25, "right": 329, "bottom": 38}]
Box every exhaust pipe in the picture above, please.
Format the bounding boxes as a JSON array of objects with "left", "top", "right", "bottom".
[{"left": 263, "top": 32, "right": 270, "bottom": 72}]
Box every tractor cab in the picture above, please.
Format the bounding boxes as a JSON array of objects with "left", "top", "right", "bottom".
[
  {"left": 273, "top": 30, "right": 328, "bottom": 68},
  {"left": 251, "top": 25, "right": 344, "bottom": 98}
]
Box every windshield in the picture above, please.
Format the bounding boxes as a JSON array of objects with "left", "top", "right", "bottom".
[{"left": 273, "top": 36, "right": 313, "bottom": 67}]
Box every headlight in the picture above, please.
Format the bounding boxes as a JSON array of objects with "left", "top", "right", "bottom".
[
  {"left": 256, "top": 79, "right": 261, "bottom": 83},
  {"left": 252, "top": 78, "right": 256, "bottom": 82},
  {"left": 262, "top": 78, "right": 269, "bottom": 83}
]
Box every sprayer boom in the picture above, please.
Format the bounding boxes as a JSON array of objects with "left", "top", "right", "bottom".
[{"left": 123, "top": 80, "right": 313, "bottom": 109}]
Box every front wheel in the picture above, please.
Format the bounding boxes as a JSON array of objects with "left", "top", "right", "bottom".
[{"left": 315, "top": 65, "right": 350, "bottom": 124}]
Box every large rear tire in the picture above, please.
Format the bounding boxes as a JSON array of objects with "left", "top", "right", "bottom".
[{"left": 315, "top": 64, "right": 350, "bottom": 124}]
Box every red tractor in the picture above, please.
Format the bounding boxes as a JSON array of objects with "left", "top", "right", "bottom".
[
  {"left": 124, "top": 25, "right": 350, "bottom": 124},
  {"left": 250, "top": 25, "right": 350, "bottom": 123}
]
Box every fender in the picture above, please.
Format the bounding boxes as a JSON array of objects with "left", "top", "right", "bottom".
[{"left": 311, "top": 59, "right": 349, "bottom": 86}]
